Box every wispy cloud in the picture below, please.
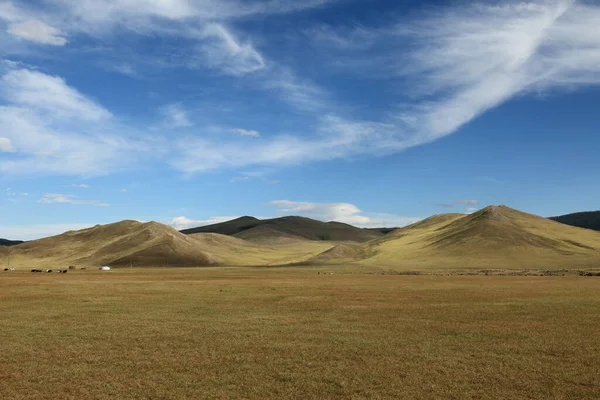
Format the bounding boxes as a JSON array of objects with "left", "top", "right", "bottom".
[
  {"left": 71, "top": 184, "right": 89, "bottom": 189},
  {"left": 5, "top": 188, "right": 28, "bottom": 202},
  {"left": 455, "top": 200, "right": 480, "bottom": 206},
  {"left": 436, "top": 203, "right": 454, "bottom": 208},
  {"left": 107, "top": 63, "right": 138, "bottom": 78},
  {"left": 7, "top": 19, "right": 67, "bottom": 46},
  {"left": 0, "top": 137, "right": 14, "bottom": 152},
  {"left": 161, "top": 103, "right": 193, "bottom": 128},
  {"left": 229, "top": 128, "right": 260, "bottom": 137},
  {"left": 3, "top": 1, "right": 600, "bottom": 178},
  {"left": 0, "top": 65, "right": 159, "bottom": 177},
  {"left": 1, "top": 68, "right": 111, "bottom": 120},
  {"left": 196, "top": 23, "right": 266, "bottom": 76},
  {"left": 38, "top": 193, "right": 110, "bottom": 207}
]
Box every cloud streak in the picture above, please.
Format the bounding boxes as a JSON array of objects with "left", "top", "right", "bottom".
[
  {"left": 3, "top": 1, "right": 600, "bottom": 178},
  {"left": 0, "top": 66, "right": 158, "bottom": 177},
  {"left": 38, "top": 193, "right": 110, "bottom": 207},
  {"left": 7, "top": 19, "right": 67, "bottom": 46}
]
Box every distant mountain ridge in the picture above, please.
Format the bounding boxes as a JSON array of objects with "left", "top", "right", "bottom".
[
  {"left": 550, "top": 211, "right": 600, "bottom": 232},
  {"left": 180, "top": 216, "right": 393, "bottom": 243},
  {"left": 0, "top": 239, "right": 24, "bottom": 246}
]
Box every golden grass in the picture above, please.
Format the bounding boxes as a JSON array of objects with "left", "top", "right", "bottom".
[
  {"left": 0, "top": 222, "right": 335, "bottom": 269},
  {"left": 1, "top": 267, "right": 600, "bottom": 399},
  {"left": 358, "top": 206, "right": 600, "bottom": 269}
]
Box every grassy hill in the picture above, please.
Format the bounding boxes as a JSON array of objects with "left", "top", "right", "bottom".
[
  {"left": 308, "top": 206, "right": 600, "bottom": 269},
  {"left": 4, "top": 206, "right": 600, "bottom": 270},
  {"left": 550, "top": 211, "right": 600, "bottom": 232},
  {"left": 181, "top": 216, "right": 386, "bottom": 242},
  {"left": 0, "top": 239, "right": 24, "bottom": 246},
  {"left": 0, "top": 220, "right": 336, "bottom": 269},
  {"left": 0, "top": 220, "right": 222, "bottom": 268}
]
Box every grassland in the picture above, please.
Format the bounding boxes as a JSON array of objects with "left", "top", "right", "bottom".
[{"left": 2, "top": 267, "right": 600, "bottom": 399}]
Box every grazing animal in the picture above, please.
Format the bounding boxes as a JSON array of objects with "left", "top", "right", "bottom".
[
  {"left": 31, "top": 269, "right": 42, "bottom": 273},
  {"left": 81, "top": 268, "right": 86, "bottom": 270},
  {"left": 62, "top": 270, "right": 67, "bottom": 274},
  {"left": 45, "top": 269, "right": 52, "bottom": 273},
  {"left": 3, "top": 268, "right": 8, "bottom": 271},
  {"left": 69, "top": 266, "right": 76, "bottom": 270}
]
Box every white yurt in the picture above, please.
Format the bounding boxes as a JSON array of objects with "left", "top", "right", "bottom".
[{"left": 99, "top": 266, "right": 111, "bottom": 271}]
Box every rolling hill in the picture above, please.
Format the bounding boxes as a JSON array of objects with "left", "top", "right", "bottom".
[
  {"left": 309, "top": 206, "right": 600, "bottom": 269},
  {"left": 0, "top": 220, "right": 222, "bottom": 268},
  {"left": 3, "top": 206, "right": 599, "bottom": 270},
  {"left": 0, "top": 239, "right": 24, "bottom": 246},
  {"left": 181, "top": 216, "right": 388, "bottom": 243},
  {"left": 0, "top": 220, "right": 336, "bottom": 269},
  {"left": 550, "top": 211, "right": 600, "bottom": 232}
]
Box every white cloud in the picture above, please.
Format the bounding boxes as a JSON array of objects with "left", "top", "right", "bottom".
[
  {"left": 121, "top": 188, "right": 127, "bottom": 193},
  {"left": 161, "top": 103, "right": 193, "bottom": 128},
  {"left": 6, "top": 189, "right": 28, "bottom": 197},
  {"left": 0, "top": 67, "right": 157, "bottom": 177},
  {"left": 1, "top": 68, "right": 111, "bottom": 120},
  {"left": 169, "top": 215, "right": 240, "bottom": 230},
  {"left": 0, "top": 137, "right": 14, "bottom": 152},
  {"left": 7, "top": 19, "right": 67, "bottom": 46},
  {"left": 108, "top": 63, "right": 138, "bottom": 77},
  {"left": 230, "top": 128, "right": 260, "bottom": 137},
  {"left": 38, "top": 193, "right": 110, "bottom": 207},
  {"left": 0, "top": 223, "right": 95, "bottom": 241},
  {"left": 44, "top": 0, "right": 336, "bottom": 27},
  {"left": 71, "top": 184, "right": 89, "bottom": 188},
  {"left": 265, "top": 200, "right": 421, "bottom": 228},
  {"left": 2, "top": 0, "right": 600, "bottom": 179},
  {"left": 455, "top": 200, "right": 480, "bottom": 206},
  {"left": 196, "top": 23, "right": 266, "bottom": 76}
]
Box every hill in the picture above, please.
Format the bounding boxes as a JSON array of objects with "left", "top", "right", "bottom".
[
  {"left": 308, "top": 206, "right": 600, "bottom": 269},
  {"left": 0, "top": 239, "right": 24, "bottom": 246},
  {"left": 189, "top": 232, "right": 334, "bottom": 266},
  {"left": 550, "top": 211, "right": 600, "bottom": 232},
  {"left": 0, "top": 220, "right": 222, "bottom": 268},
  {"left": 0, "top": 220, "right": 337, "bottom": 269},
  {"left": 181, "top": 216, "right": 386, "bottom": 242}
]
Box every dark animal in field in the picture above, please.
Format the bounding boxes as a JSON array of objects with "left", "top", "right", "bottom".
[
  {"left": 3, "top": 268, "right": 8, "bottom": 271},
  {"left": 45, "top": 269, "right": 52, "bottom": 273},
  {"left": 81, "top": 267, "right": 86, "bottom": 270},
  {"left": 31, "top": 269, "right": 42, "bottom": 273},
  {"left": 62, "top": 270, "right": 67, "bottom": 273},
  {"left": 69, "top": 266, "right": 76, "bottom": 270}
]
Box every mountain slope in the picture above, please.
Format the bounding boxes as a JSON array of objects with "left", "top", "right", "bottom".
[
  {"left": 190, "top": 232, "right": 334, "bottom": 266},
  {"left": 0, "top": 220, "right": 222, "bottom": 268},
  {"left": 550, "top": 211, "right": 600, "bottom": 232},
  {"left": 366, "top": 205, "right": 600, "bottom": 268},
  {"left": 308, "top": 206, "right": 600, "bottom": 269},
  {"left": 0, "top": 220, "right": 335, "bottom": 268},
  {"left": 181, "top": 216, "right": 385, "bottom": 242}
]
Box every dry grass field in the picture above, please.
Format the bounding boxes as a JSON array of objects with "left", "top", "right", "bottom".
[{"left": 2, "top": 267, "right": 600, "bottom": 399}]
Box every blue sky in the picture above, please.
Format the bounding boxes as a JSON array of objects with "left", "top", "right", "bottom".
[{"left": 1, "top": 0, "right": 600, "bottom": 240}]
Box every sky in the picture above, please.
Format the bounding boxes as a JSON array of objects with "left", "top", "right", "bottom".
[{"left": 1, "top": 0, "right": 600, "bottom": 240}]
